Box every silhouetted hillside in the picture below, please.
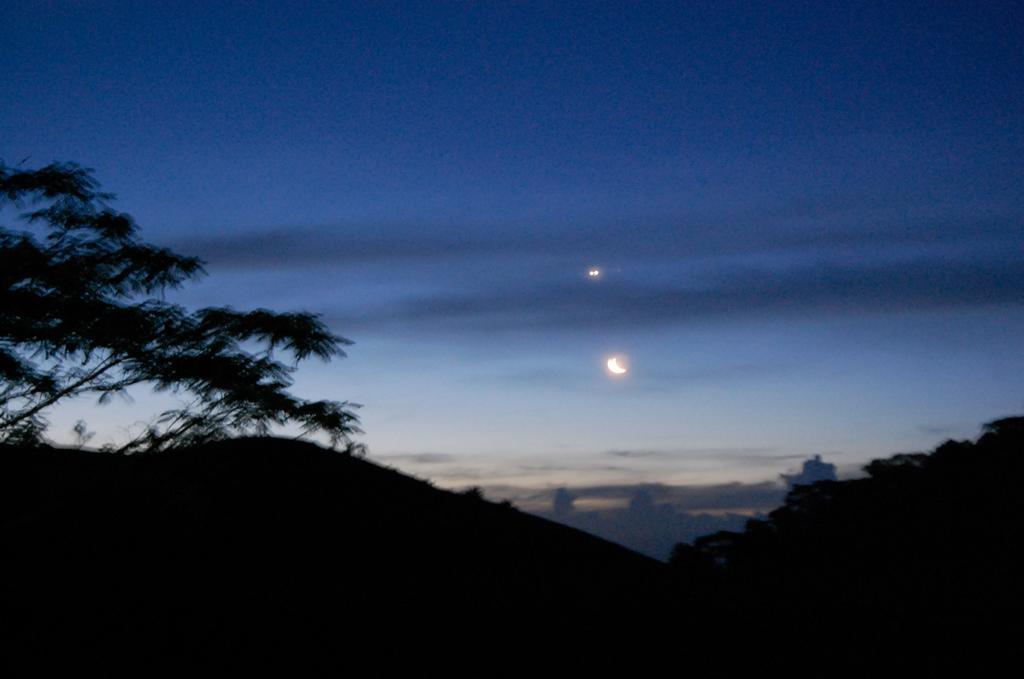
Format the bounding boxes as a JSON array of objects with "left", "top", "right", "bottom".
[
  {"left": 670, "top": 417, "right": 1024, "bottom": 626},
  {"left": 0, "top": 437, "right": 665, "bottom": 661},
  {"left": 4, "top": 422, "right": 1023, "bottom": 664}
]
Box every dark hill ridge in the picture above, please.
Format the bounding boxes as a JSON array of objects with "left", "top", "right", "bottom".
[
  {"left": 5, "top": 421, "right": 1024, "bottom": 664},
  {"left": 0, "top": 437, "right": 666, "bottom": 656}
]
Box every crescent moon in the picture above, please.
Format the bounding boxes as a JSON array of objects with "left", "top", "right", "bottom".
[{"left": 607, "top": 357, "right": 627, "bottom": 374}]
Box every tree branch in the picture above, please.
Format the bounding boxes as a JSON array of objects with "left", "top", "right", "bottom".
[{"left": 0, "top": 355, "right": 125, "bottom": 429}]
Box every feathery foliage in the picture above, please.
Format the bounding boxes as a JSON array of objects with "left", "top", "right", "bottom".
[{"left": 0, "top": 161, "right": 360, "bottom": 452}]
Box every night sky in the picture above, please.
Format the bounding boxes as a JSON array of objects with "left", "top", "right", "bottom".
[{"left": 3, "top": 2, "right": 1022, "bottom": 530}]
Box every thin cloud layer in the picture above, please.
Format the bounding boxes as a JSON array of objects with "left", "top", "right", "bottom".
[
  {"left": 179, "top": 211, "right": 1020, "bottom": 272},
  {"left": 341, "top": 253, "right": 1024, "bottom": 333},
  {"left": 173, "top": 194, "right": 1024, "bottom": 337}
]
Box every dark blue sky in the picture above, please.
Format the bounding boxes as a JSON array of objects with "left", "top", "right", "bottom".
[{"left": 3, "top": 1, "right": 1022, "bottom": 509}]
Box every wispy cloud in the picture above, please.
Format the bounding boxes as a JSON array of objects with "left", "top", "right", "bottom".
[
  {"left": 377, "top": 452, "right": 455, "bottom": 465},
  {"left": 173, "top": 201, "right": 1024, "bottom": 338},
  {"left": 604, "top": 447, "right": 790, "bottom": 461},
  {"left": 462, "top": 363, "right": 776, "bottom": 393},
  {"left": 336, "top": 254, "right": 1024, "bottom": 333},
  {"left": 174, "top": 206, "right": 1021, "bottom": 272},
  {"left": 606, "top": 449, "right": 662, "bottom": 459}
]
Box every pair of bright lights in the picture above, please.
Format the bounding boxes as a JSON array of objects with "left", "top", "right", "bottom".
[{"left": 588, "top": 268, "right": 629, "bottom": 376}]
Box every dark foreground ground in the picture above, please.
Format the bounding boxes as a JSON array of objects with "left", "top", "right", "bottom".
[
  {"left": 2, "top": 420, "right": 1022, "bottom": 665},
  {"left": 1, "top": 437, "right": 668, "bottom": 662}
]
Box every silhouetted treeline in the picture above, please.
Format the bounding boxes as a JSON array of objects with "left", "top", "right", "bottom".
[{"left": 669, "top": 417, "right": 1024, "bottom": 622}]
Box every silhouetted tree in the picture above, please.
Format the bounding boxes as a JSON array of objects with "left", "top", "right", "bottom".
[
  {"left": 669, "top": 417, "right": 1024, "bottom": 614},
  {"left": 0, "top": 161, "right": 360, "bottom": 451},
  {"left": 460, "top": 486, "right": 485, "bottom": 500}
]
